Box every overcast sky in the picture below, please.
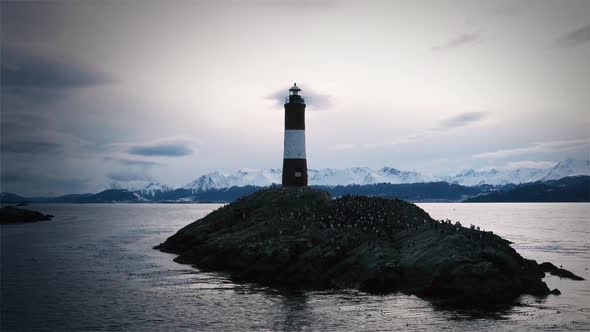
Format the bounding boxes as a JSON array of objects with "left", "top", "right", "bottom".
[{"left": 1, "top": 0, "right": 589, "bottom": 196}]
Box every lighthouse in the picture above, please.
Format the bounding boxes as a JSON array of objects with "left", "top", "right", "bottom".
[{"left": 282, "top": 83, "right": 308, "bottom": 187}]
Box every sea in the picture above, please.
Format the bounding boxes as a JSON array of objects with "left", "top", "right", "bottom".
[{"left": 1, "top": 203, "right": 589, "bottom": 331}]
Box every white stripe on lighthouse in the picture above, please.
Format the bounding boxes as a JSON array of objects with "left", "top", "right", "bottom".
[{"left": 283, "top": 129, "right": 306, "bottom": 159}]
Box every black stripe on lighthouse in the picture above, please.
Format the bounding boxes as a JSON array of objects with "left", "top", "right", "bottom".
[{"left": 282, "top": 83, "right": 308, "bottom": 187}]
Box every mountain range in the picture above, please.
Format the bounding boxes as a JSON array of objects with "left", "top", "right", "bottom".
[
  {"left": 177, "top": 158, "right": 589, "bottom": 192},
  {"left": 465, "top": 176, "right": 590, "bottom": 203},
  {"left": 1, "top": 158, "right": 588, "bottom": 203}
]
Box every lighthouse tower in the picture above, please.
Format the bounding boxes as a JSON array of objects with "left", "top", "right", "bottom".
[{"left": 282, "top": 83, "right": 308, "bottom": 187}]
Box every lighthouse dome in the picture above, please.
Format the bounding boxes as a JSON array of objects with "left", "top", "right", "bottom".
[{"left": 289, "top": 83, "right": 301, "bottom": 93}]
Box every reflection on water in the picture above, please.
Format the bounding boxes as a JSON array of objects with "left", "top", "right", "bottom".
[{"left": 1, "top": 203, "right": 588, "bottom": 331}]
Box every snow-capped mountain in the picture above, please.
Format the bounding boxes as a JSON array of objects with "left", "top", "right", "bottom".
[
  {"left": 363, "top": 167, "right": 437, "bottom": 185},
  {"left": 444, "top": 168, "right": 549, "bottom": 186},
  {"left": 446, "top": 159, "right": 589, "bottom": 186},
  {"left": 181, "top": 166, "right": 436, "bottom": 191},
  {"left": 308, "top": 167, "right": 372, "bottom": 186},
  {"left": 106, "top": 158, "right": 590, "bottom": 193},
  {"left": 136, "top": 182, "right": 174, "bottom": 198},
  {"left": 182, "top": 169, "right": 282, "bottom": 192},
  {"left": 223, "top": 169, "right": 282, "bottom": 188},
  {"left": 106, "top": 181, "right": 172, "bottom": 196},
  {"left": 539, "top": 158, "right": 590, "bottom": 181},
  {"left": 182, "top": 171, "right": 229, "bottom": 192}
]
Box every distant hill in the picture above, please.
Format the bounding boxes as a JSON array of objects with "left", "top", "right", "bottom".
[
  {"left": 0, "top": 192, "right": 28, "bottom": 204},
  {"left": 152, "top": 186, "right": 262, "bottom": 203},
  {"left": 23, "top": 182, "right": 487, "bottom": 203},
  {"left": 464, "top": 176, "right": 590, "bottom": 202},
  {"left": 30, "top": 190, "right": 142, "bottom": 203},
  {"left": 41, "top": 193, "right": 94, "bottom": 203},
  {"left": 7, "top": 178, "right": 588, "bottom": 204},
  {"left": 82, "top": 189, "right": 145, "bottom": 203},
  {"left": 27, "top": 186, "right": 262, "bottom": 204}
]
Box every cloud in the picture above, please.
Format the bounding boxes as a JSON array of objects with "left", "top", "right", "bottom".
[
  {"left": 390, "top": 112, "right": 486, "bottom": 145},
  {"left": 477, "top": 160, "right": 558, "bottom": 171},
  {"left": 386, "top": 134, "right": 428, "bottom": 147},
  {"left": 431, "top": 33, "right": 482, "bottom": 51},
  {"left": 127, "top": 142, "right": 193, "bottom": 157},
  {"left": 1, "top": 1, "right": 67, "bottom": 43},
  {"left": 267, "top": 84, "right": 332, "bottom": 110},
  {"left": 107, "top": 171, "right": 153, "bottom": 182},
  {"left": 490, "top": 2, "right": 527, "bottom": 18},
  {"left": 504, "top": 160, "right": 557, "bottom": 169},
  {"left": 555, "top": 24, "right": 590, "bottom": 48},
  {"left": 439, "top": 112, "right": 487, "bottom": 129},
  {"left": 1, "top": 47, "right": 114, "bottom": 89},
  {"left": 335, "top": 112, "right": 487, "bottom": 150},
  {"left": 1, "top": 168, "right": 91, "bottom": 196},
  {"left": 108, "top": 136, "right": 200, "bottom": 160},
  {"left": 304, "top": 90, "right": 332, "bottom": 109},
  {"left": 0, "top": 114, "right": 92, "bottom": 156},
  {"left": 0, "top": 141, "right": 62, "bottom": 154},
  {"left": 334, "top": 143, "right": 358, "bottom": 150},
  {"left": 474, "top": 138, "right": 589, "bottom": 159},
  {"left": 104, "top": 157, "right": 163, "bottom": 167},
  {"left": 266, "top": 0, "right": 337, "bottom": 10}
]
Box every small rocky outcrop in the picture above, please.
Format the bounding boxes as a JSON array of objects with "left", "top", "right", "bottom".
[
  {"left": 156, "top": 187, "right": 577, "bottom": 305},
  {"left": 0, "top": 206, "right": 53, "bottom": 224},
  {"left": 539, "top": 262, "right": 585, "bottom": 280}
]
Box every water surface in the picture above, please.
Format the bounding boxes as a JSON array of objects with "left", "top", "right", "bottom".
[{"left": 1, "top": 203, "right": 588, "bottom": 331}]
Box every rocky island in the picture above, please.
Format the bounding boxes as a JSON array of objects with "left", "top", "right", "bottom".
[
  {"left": 0, "top": 206, "right": 53, "bottom": 224},
  {"left": 156, "top": 187, "right": 582, "bottom": 305}
]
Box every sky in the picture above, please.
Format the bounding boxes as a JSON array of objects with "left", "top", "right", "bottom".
[{"left": 1, "top": 0, "right": 589, "bottom": 196}]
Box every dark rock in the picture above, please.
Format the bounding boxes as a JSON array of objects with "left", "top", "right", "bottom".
[
  {"left": 156, "top": 187, "right": 568, "bottom": 305},
  {"left": 539, "top": 262, "right": 585, "bottom": 280},
  {"left": 0, "top": 206, "right": 53, "bottom": 224},
  {"left": 550, "top": 288, "right": 561, "bottom": 295}
]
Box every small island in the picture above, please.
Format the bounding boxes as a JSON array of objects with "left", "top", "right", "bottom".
[
  {"left": 0, "top": 206, "right": 53, "bottom": 224},
  {"left": 156, "top": 187, "right": 582, "bottom": 305}
]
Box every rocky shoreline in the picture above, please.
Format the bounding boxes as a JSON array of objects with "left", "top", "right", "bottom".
[
  {"left": 0, "top": 206, "right": 53, "bottom": 224},
  {"left": 155, "top": 187, "right": 582, "bottom": 305}
]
